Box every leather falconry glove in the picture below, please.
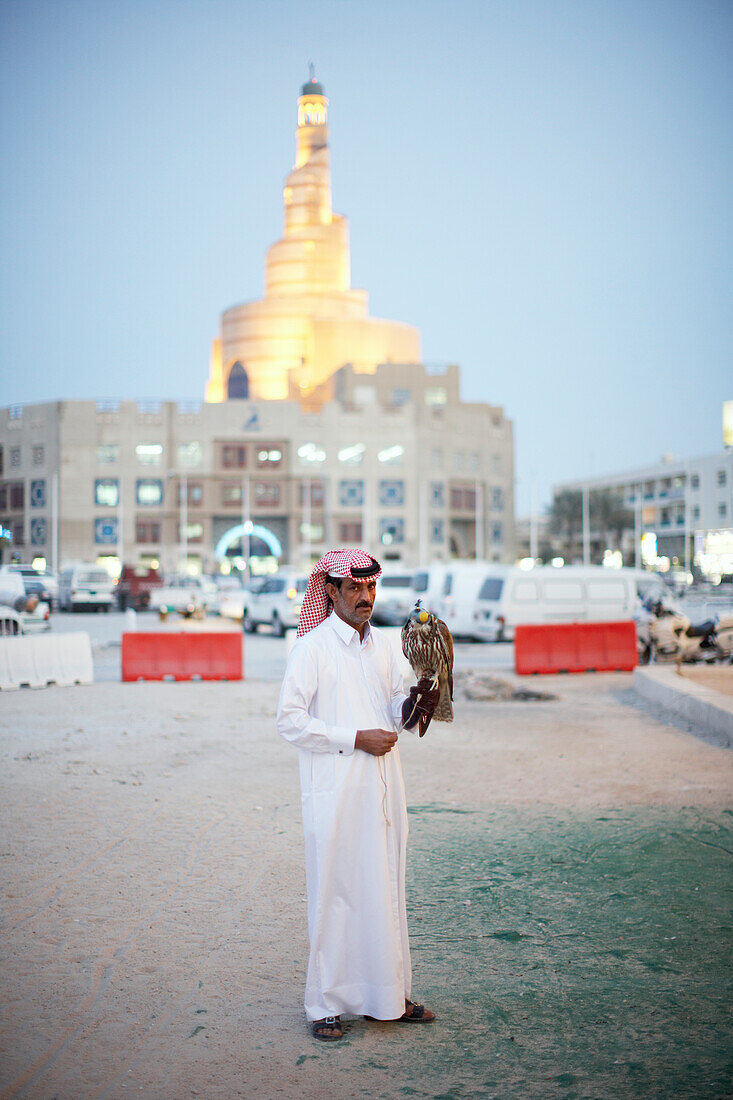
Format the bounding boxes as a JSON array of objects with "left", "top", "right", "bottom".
[{"left": 401, "top": 677, "right": 440, "bottom": 732}]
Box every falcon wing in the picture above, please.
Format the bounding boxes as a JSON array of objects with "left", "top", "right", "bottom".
[{"left": 437, "top": 618, "right": 454, "bottom": 700}]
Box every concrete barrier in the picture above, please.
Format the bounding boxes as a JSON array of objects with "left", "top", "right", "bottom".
[
  {"left": 515, "top": 621, "right": 638, "bottom": 675},
  {"left": 121, "top": 632, "right": 243, "bottom": 682},
  {"left": 0, "top": 632, "right": 94, "bottom": 691}
]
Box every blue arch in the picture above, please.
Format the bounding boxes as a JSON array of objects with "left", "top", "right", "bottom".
[
  {"left": 215, "top": 523, "right": 283, "bottom": 560},
  {"left": 228, "top": 362, "right": 249, "bottom": 399}
]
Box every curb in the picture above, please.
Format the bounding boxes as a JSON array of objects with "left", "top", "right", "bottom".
[{"left": 633, "top": 666, "right": 733, "bottom": 748}]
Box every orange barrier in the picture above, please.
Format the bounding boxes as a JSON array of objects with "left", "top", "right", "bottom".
[
  {"left": 514, "top": 621, "right": 638, "bottom": 675},
  {"left": 121, "top": 632, "right": 243, "bottom": 682}
]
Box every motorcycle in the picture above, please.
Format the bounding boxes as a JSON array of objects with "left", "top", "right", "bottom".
[{"left": 637, "top": 597, "right": 733, "bottom": 666}]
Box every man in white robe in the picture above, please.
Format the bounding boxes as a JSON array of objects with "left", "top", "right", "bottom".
[{"left": 277, "top": 549, "right": 438, "bottom": 1041}]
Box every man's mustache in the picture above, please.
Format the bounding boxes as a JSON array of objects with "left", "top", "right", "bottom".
[{"left": 356, "top": 601, "right": 373, "bottom": 609}]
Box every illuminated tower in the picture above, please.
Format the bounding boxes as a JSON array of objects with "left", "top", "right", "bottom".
[{"left": 206, "top": 73, "right": 421, "bottom": 404}]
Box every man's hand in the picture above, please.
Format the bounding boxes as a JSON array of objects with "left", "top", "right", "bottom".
[
  {"left": 355, "top": 728, "right": 398, "bottom": 756},
  {"left": 401, "top": 678, "right": 440, "bottom": 730}
]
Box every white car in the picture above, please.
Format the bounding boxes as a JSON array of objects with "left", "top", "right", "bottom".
[
  {"left": 149, "top": 574, "right": 221, "bottom": 615},
  {"left": 5, "top": 564, "right": 59, "bottom": 610},
  {"left": 372, "top": 569, "right": 419, "bottom": 626},
  {"left": 243, "top": 573, "right": 308, "bottom": 635},
  {"left": 0, "top": 567, "right": 51, "bottom": 632}
]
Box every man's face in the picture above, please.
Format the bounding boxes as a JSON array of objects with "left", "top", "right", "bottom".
[{"left": 326, "top": 576, "right": 377, "bottom": 631}]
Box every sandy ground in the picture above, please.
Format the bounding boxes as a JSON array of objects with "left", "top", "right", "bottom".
[
  {"left": 678, "top": 664, "right": 733, "bottom": 697},
  {"left": 1, "top": 671, "right": 732, "bottom": 1099}
]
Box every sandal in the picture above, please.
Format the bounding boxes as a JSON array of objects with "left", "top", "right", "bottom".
[
  {"left": 312, "top": 1015, "right": 343, "bottom": 1041},
  {"left": 399, "top": 999, "right": 435, "bottom": 1023}
]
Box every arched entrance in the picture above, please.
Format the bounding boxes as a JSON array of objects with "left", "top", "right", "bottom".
[{"left": 215, "top": 522, "right": 282, "bottom": 573}]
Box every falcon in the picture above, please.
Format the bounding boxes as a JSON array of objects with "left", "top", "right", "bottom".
[{"left": 401, "top": 600, "right": 454, "bottom": 736}]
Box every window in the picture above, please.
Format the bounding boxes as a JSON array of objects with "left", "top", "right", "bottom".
[
  {"left": 469, "top": 453, "right": 479, "bottom": 472},
  {"left": 136, "top": 479, "right": 163, "bottom": 506},
  {"left": 354, "top": 385, "right": 376, "bottom": 406},
  {"left": 377, "top": 445, "right": 404, "bottom": 465},
  {"left": 450, "top": 486, "right": 476, "bottom": 510},
  {"left": 690, "top": 474, "right": 700, "bottom": 490},
  {"left": 95, "top": 478, "right": 119, "bottom": 507},
  {"left": 178, "top": 441, "right": 203, "bottom": 468},
  {"left": 97, "top": 443, "right": 119, "bottom": 465},
  {"left": 12, "top": 521, "right": 24, "bottom": 546},
  {"left": 339, "top": 480, "right": 364, "bottom": 507},
  {"left": 413, "top": 572, "right": 429, "bottom": 593},
  {"left": 453, "top": 452, "right": 465, "bottom": 472},
  {"left": 180, "top": 522, "right": 204, "bottom": 542},
  {"left": 300, "top": 480, "right": 325, "bottom": 505},
  {"left": 586, "top": 579, "right": 626, "bottom": 601},
  {"left": 492, "top": 454, "right": 502, "bottom": 474},
  {"left": 94, "top": 517, "right": 118, "bottom": 544},
  {"left": 254, "top": 481, "right": 280, "bottom": 506},
  {"left": 10, "top": 483, "right": 24, "bottom": 509},
  {"left": 430, "top": 449, "right": 443, "bottom": 468},
  {"left": 0, "top": 485, "right": 6, "bottom": 509},
  {"left": 643, "top": 481, "right": 655, "bottom": 499},
  {"left": 30, "top": 480, "right": 46, "bottom": 508},
  {"left": 379, "top": 480, "right": 405, "bottom": 506},
  {"left": 136, "top": 520, "right": 161, "bottom": 543},
  {"left": 300, "top": 522, "right": 324, "bottom": 541},
  {"left": 10, "top": 447, "right": 20, "bottom": 468},
  {"left": 514, "top": 580, "right": 539, "bottom": 602},
  {"left": 228, "top": 362, "right": 249, "bottom": 399},
  {"left": 221, "top": 482, "right": 243, "bottom": 505},
  {"left": 298, "top": 442, "right": 326, "bottom": 464},
  {"left": 425, "top": 387, "right": 447, "bottom": 407},
  {"left": 478, "top": 578, "right": 504, "bottom": 601},
  {"left": 339, "top": 521, "right": 363, "bottom": 542},
  {"left": 222, "top": 444, "right": 247, "bottom": 469},
  {"left": 717, "top": 469, "right": 727, "bottom": 487},
  {"left": 32, "top": 445, "right": 44, "bottom": 466},
  {"left": 430, "top": 482, "right": 445, "bottom": 508},
  {"left": 379, "top": 518, "right": 404, "bottom": 545},
  {"left": 543, "top": 580, "right": 583, "bottom": 602},
  {"left": 391, "top": 388, "right": 411, "bottom": 407},
  {"left": 692, "top": 506, "right": 700, "bottom": 521},
  {"left": 492, "top": 487, "right": 504, "bottom": 510},
  {"left": 136, "top": 443, "right": 163, "bottom": 466},
  {"left": 430, "top": 519, "right": 444, "bottom": 544},
  {"left": 491, "top": 522, "right": 503, "bottom": 544},
  {"left": 338, "top": 443, "right": 365, "bottom": 465},
  {"left": 257, "top": 446, "right": 283, "bottom": 467},
  {"left": 182, "top": 481, "right": 203, "bottom": 506},
  {"left": 30, "top": 517, "right": 47, "bottom": 545},
  {"left": 719, "top": 502, "right": 728, "bottom": 519},
  {"left": 660, "top": 508, "right": 671, "bottom": 526}
]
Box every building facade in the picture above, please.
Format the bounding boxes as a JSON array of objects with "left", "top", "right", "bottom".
[
  {"left": 0, "top": 75, "right": 515, "bottom": 575},
  {"left": 552, "top": 448, "right": 733, "bottom": 581}
]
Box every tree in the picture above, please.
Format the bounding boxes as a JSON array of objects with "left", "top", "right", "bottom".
[{"left": 549, "top": 490, "right": 583, "bottom": 561}]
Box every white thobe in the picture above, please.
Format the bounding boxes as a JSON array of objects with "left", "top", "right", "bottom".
[{"left": 276, "top": 612, "right": 412, "bottom": 1021}]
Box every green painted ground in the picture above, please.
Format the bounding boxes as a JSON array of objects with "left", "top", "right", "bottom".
[{"left": 334, "top": 806, "right": 733, "bottom": 1099}]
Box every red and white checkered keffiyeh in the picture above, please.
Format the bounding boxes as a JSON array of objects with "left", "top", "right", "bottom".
[{"left": 297, "top": 549, "right": 382, "bottom": 636}]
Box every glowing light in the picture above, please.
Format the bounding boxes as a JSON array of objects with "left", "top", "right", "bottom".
[
  {"left": 378, "top": 445, "right": 404, "bottom": 464},
  {"left": 551, "top": 557, "right": 564, "bottom": 568},
  {"left": 641, "top": 532, "right": 657, "bottom": 566},
  {"left": 298, "top": 442, "right": 326, "bottom": 463},
  {"left": 602, "top": 549, "right": 623, "bottom": 569},
  {"left": 337, "top": 443, "right": 365, "bottom": 464},
  {"left": 518, "top": 557, "right": 535, "bottom": 571}
]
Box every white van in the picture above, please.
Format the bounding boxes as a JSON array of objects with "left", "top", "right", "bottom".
[
  {"left": 58, "top": 564, "right": 114, "bottom": 612},
  {"left": 433, "top": 561, "right": 503, "bottom": 641},
  {"left": 472, "top": 565, "right": 669, "bottom": 642},
  {"left": 372, "top": 568, "right": 419, "bottom": 626}
]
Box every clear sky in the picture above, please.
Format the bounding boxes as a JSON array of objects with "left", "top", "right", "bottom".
[{"left": 1, "top": 0, "right": 730, "bottom": 514}]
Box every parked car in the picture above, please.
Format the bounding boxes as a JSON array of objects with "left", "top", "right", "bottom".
[
  {"left": 5, "top": 564, "right": 58, "bottom": 610},
  {"left": 0, "top": 605, "right": 23, "bottom": 635},
  {"left": 58, "top": 564, "right": 115, "bottom": 612},
  {"left": 242, "top": 572, "right": 309, "bottom": 635},
  {"left": 0, "top": 567, "right": 51, "bottom": 632},
  {"left": 149, "top": 574, "right": 221, "bottom": 615},
  {"left": 372, "top": 569, "right": 419, "bottom": 626},
  {"left": 219, "top": 576, "right": 266, "bottom": 622},
  {"left": 115, "top": 564, "right": 163, "bottom": 610}
]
